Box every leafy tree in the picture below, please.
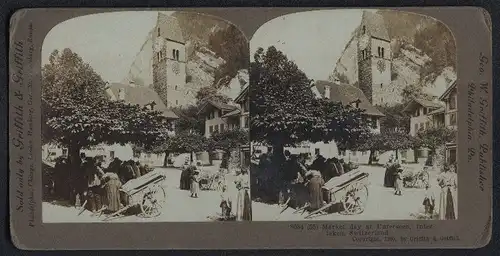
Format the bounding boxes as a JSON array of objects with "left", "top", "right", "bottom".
[
  {"left": 42, "top": 48, "right": 172, "bottom": 167},
  {"left": 354, "top": 130, "right": 415, "bottom": 164},
  {"left": 209, "top": 129, "right": 249, "bottom": 169},
  {"left": 415, "top": 126, "right": 456, "bottom": 165},
  {"left": 171, "top": 105, "right": 205, "bottom": 135},
  {"left": 401, "top": 84, "right": 435, "bottom": 104},
  {"left": 377, "top": 103, "right": 411, "bottom": 133},
  {"left": 164, "top": 131, "right": 207, "bottom": 163},
  {"left": 195, "top": 86, "right": 231, "bottom": 104},
  {"left": 250, "top": 46, "right": 369, "bottom": 164}
]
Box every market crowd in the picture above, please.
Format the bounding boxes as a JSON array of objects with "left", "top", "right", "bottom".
[
  {"left": 43, "top": 153, "right": 153, "bottom": 214},
  {"left": 251, "top": 150, "right": 357, "bottom": 213}
]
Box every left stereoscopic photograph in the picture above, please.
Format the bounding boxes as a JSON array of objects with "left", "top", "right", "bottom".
[{"left": 41, "top": 11, "right": 251, "bottom": 222}]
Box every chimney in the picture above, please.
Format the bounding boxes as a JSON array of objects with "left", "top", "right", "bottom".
[
  {"left": 118, "top": 88, "right": 125, "bottom": 100},
  {"left": 324, "top": 84, "right": 331, "bottom": 99}
]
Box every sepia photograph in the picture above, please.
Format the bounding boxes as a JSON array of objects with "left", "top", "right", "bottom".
[
  {"left": 249, "top": 9, "right": 458, "bottom": 221},
  {"left": 41, "top": 11, "right": 251, "bottom": 222}
]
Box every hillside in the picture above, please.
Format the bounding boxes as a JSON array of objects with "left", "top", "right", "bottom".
[
  {"left": 330, "top": 11, "right": 456, "bottom": 103},
  {"left": 123, "top": 12, "right": 249, "bottom": 107}
]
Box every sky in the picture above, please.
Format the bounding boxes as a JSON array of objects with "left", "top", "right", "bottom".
[
  {"left": 42, "top": 11, "right": 173, "bottom": 83},
  {"left": 250, "top": 9, "right": 376, "bottom": 81},
  {"left": 42, "top": 10, "right": 375, "bottom": 83}
]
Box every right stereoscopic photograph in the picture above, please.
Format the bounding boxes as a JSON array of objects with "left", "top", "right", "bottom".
[{"left": 249, "top": 9, "right": 458, "bottom": 221}]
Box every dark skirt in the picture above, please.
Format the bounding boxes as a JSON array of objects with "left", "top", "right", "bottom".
[
  {"left": 445, "top": 188, "right": 456, "bottom": 220},
  {"left": 104, "top": 179, "right": 121, "bottom": 212},
  {"left": 242, "top": 190, "right": 252, "bottom": 221},
  {"left": 384, "top": 167, "right": 396, "bottom": 187},
  {"left": 308, "top": 178, "right": 324, "bottom": 210}
]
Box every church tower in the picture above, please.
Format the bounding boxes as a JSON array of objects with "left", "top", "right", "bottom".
[
  {"left": 152, "top": 13, "right": 187, "bottom": 108},
  {"left": 357, "top": 11, "right": 395, "bottom": 106}
]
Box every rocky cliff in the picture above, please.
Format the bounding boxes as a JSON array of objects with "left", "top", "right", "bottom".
[
  {"left": 330, "top": 10, "right": 456, "bottom": 103},
  {"left": 123, "top": 11, "right": 248, "bottom": 106}
]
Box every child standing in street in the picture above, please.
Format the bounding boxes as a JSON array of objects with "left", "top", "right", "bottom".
[
  {"left": 394, "top": 169, "right": 404, "bottom": 196},
  {"left": 190, "top": 168, "right": 201, "bottom": 198}
]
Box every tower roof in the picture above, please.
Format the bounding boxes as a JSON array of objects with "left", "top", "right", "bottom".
[
  {"left": 360, "top": 11, "right": 390, "bottom": 41},
  {"left": 157, "top": 12, "right": 185, "bottom": 44}
]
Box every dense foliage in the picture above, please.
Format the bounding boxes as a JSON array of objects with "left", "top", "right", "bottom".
[
  {"left": 42, "top": 49, "right": 172, "bottom": 165},
  {"left": 250, "top": 46, "right": 369, "bottom": 160}
]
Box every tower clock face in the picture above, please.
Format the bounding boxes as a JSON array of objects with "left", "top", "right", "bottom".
[
  {"left": 172, "top": 62, "right": 180, "bottom": 74},
  {"left": 377, "top": 60, "right": 386, "bottom": 72}
]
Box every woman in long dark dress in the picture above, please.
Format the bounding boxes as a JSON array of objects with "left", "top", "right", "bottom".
[
  {"left": 101, "top": 172, "right": 122, "bottom": 213},
  {"left": 305, "top": 170, "right": 325, "bottom": 211}
]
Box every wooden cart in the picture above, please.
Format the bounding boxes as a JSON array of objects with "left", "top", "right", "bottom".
[
  {"left": 103, "top": 171, "right": 167, "bottom": 221},
  {"left": 304, "top": 169, "right": 370, "bottom": 219}
]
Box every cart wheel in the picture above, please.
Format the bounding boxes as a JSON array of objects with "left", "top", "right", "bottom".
[
  {"left": 140, "top": 185, "right": 166, "bottom": 218},
  {"left": 340, "top": 182, "right": 369, "bottom": 215}
]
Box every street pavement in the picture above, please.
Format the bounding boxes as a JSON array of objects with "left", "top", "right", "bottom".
[{"left": 252, "top": 164, "right": 440, "bottom": 221}]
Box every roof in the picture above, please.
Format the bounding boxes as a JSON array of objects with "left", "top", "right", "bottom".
[
  {"left": 439, "top": 79, "right": 457, "bottom": 101},
  {"left": 157, "top": 13, "right": 185, "bottom": 44},
  {"left": 428, "top": 107, "right": 445, "bottom": 115},
  {"left": 197, "top": 99, "right": 238, "bottom": 115},
  {"left": 402, "top": 97, "right": 444, "bottom": 113},
  {"left": 107, "top": 83, "right": 178, "bottom": 119},
  {"left": 234, "top": 85, "right": 249, "bottom": 103},
  {"left": 221, "top": 108, "right": 241, "bottom": 118},
  {"left": 314, "top": 80, "right": 385, "bottom": 117},
  {"left": 360, "top": 11, "right": 390, "bottom": 41}
]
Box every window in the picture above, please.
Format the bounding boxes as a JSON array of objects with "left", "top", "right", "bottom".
[
  {"left": 175, "top": 50, "right": 179, "bottom": 61},
  {"left": 362, "top": 25, "right": 366, "bottom": 34},
  {"left": 214, "top": 124, "right": 219, "bottom": 133},
  {"left": 380, "top": 83, "right": 383, "bottom": 88},
  {"left": 414, "top": 123, "right": 418, "bottom": 133},
  {"left": 218, "top": 110, "right": 222, "bottom": 117},
  {"left": 450, "top": 113, "right": 457, "bottom": 126},
  {"left": 172, "top": 49, "right": 176, "bottom": 59},
  {"left": 62, "top": 149, "right": 68, "bottom": 156},
  {"left": 157, "top": 27, "right": 160, "bottom": 37},
  {"left": 110, "top": 151, "right": 115, "bottom": 159},
  {"left": 220, "top": 124, "right": 224, "bottom": 132},
  {"left": 315, "top": 148, "right": 320, "bottom": 155},
  {"left": 176, "top": 100, "right": 178, "bottom": 105},
  {"left": 371, "top": 117, "right": 377, "bottom": 129},
  {"left": 423, "top": 107, "right": 428, "bottom": 115},
  {"left": 449, "top": 94, "right": 457, "bottom": 110},
  {"left": 426, "top": 121, "right": 430, "bottom": 129},
  {"left": 209, "top": 125, "right": 213, "bottom": 133},
  {"left": 419, "top": 123, "right": 424, "bottom": 130},
  {"left": 352, "top": 151, "right": 357, "bottom": 156},
  {"left": 448, "top": 149, "right": 457, "bottom": 164}
]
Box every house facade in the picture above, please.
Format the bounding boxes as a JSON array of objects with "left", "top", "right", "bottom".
[
  {"left": 439, "top": 80, "right": 457, "bottom": 165},
  {"left": 199, "top": 86, "right": 251, "bottom": 170},
  {"left": 402, "top": 97, "right": 444, "bottom": 163}
]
